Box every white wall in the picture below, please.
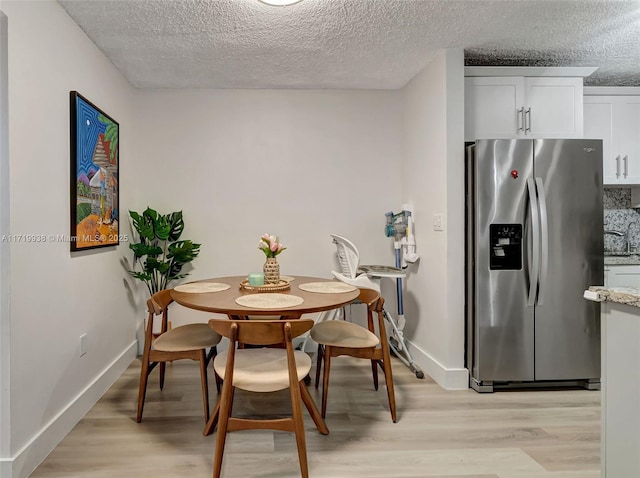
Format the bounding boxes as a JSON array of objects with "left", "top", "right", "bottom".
[
  {"left": 0, "top": 8, "right": 11, "bottom": 478},
  {"left": 129, "top": 89, "right": 404, "bottom": 326},
  {"left": 401, "top": 49, "right": 468, "bottom": 389},
  {"left": 129, "top": 59, "right": 466, "bottom": 386},
  {"left": 3, "top": 2, "right": 137, "bottom": 476}
]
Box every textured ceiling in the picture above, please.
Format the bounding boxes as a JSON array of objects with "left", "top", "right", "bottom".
[{"left": 57, "top": 0, "right": 640, "bottom": 89}]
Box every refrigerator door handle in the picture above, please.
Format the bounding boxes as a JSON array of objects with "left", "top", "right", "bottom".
[
  {"left": 527, "top": 177, "right": 540, "bottom": 307},
  {"left": 535, "top": 177, "right": 549, "bottom": 306}
]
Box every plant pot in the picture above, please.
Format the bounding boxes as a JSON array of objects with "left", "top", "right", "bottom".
[{"left": 263, "top": 257, "right": 280, "bottom": 284}]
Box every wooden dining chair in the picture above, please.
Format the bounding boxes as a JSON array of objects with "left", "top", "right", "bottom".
[
  {"left": 208, "top": 318, "right": 328, "bottom": 478},
  {"left": 136, "top": 289, "right": 222, "bottom": 423},
  {"left": 311, "top": 288, "right": 397, "bottom": 422}
]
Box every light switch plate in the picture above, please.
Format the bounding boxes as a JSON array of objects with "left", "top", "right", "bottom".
[{"left": 433, "top": 213, "right": 444, "bottom": 231}]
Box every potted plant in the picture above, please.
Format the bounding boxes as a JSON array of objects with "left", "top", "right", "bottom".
[
  {"left": 258, "top": 233, "right": 286, "bottom": 284},
  {"left": 128, "top": 207, "right": 201, "bottom": 295}
]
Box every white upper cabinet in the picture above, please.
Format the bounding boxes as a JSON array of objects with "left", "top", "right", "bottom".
[
  {"left": 465, "top": 76, "right": 584, "bottom": 141},
  {"left": 464, "top": 77, "right": 525, "bottom": 140},
  {"left": 463, "top": 67, "right": 594, "bottom": 142},
  {"left": 584, "top": 94, "right": 640, "bottom": 185},
  {"left": 525, "top": 78, "right": 584, "bottom": 137}
]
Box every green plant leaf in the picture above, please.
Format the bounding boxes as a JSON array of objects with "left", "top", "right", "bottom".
[
  {"left": 167, "top": 241, "right": 200, "bottom": 277},
  {"left": 153, "top": 214, "right": 171, "bottom": 241},
  {"left": 130, "top": 210, "right": 154, "bottom": 241},
  {"left": 129, "top": 210, "right": 141, "bottom": 223},
  {"left": 146, "top": 258, "right": 170, "bottom": 274},
  {"left": 128, "top": 270, "right": 152, "bottom": 282},
  {"left": 143, "top": 207, "right": 158, "bottom": 222},
  {"left": 167, "top": 211, "right": 184, "bottom": 241},
  {"left": 167, "top": 240, "right": 200, "bottom": 261},
  {"left": 129, "top": 243, "right": 162, "bottom": 259}
]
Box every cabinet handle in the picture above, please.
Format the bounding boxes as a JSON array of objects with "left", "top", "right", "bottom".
[
  {"left": 624, "top": 155, "right": 629, "bottom": 178},
  {"left": 517, "top": 107, "right": 524, "bottom": 132},
  {"left": 525, "top": 108, "right": 532, "bottom": 133},
  {"left": 616, "top": 155, "right": 621, "bottom": 178}
]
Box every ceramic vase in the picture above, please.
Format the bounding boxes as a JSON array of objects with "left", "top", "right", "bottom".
[{"left": 263, "top": 257, "right": 280, "bottom": 284}]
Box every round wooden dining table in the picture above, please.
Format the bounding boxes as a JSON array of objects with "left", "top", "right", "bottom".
[
  {"left": 170, "top": 275, "right": 360, "bottom": 319},
  {"left": 169, "top": 275, "right": 361, "bottom": 436}
]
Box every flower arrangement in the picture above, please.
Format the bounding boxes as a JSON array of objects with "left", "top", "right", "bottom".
[{"left": 258, "top": 233, "right": 286, "bottom": 258}]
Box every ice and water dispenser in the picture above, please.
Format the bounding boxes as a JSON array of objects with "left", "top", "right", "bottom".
[{"left": 489, "top": 224, "right": 522, "bottom": 270}]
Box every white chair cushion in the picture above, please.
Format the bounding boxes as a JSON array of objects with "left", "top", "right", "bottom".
[
  {"left": 214, "top": 348, "right": 312, "bottom": 393},
  {"left": 310, "top": 320, "right": 380, "bottom": 348},
  {"left": 153, "top": 323, "right": 221, "bottom": 352}
]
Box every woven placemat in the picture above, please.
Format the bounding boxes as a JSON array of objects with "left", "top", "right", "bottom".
[
  {"left": 297, "top": 281, "right": 357, "bottom": 293},
  {"left": 174, "top": 282, "right": 231, "bottom": 293},
  {"left": 235, "top": 293, "right": 304, "bottom": 309}
]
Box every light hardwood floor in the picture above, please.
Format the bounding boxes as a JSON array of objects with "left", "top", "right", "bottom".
[{"left": 32, "top": 356, "right": 601, "bottom": 478}]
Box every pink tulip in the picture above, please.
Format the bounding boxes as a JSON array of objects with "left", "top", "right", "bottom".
[{"left": 258, "top": 234, "right": 285, "bottom": 257}]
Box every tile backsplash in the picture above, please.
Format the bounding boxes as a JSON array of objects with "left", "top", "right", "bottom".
[{"left": 604, "top": 188, "right": 640, "bottom": 252}]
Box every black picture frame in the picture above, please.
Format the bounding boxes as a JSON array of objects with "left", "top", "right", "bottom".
[{"left": 70, "top": 91, "right": 120, "bottom": 251}]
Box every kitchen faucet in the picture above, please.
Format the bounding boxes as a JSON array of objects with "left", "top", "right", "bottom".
[
  {"left": 605, "top": 226, "right": 638, "bottom": 254},
  {"left": 625, "top": 222, "right": 640, "bottom": 253},
  {"left": 605, "top": 229, "right": 626, "bottom": 254}
]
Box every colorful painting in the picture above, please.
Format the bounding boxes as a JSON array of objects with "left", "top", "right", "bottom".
[{"left": 70, "top": 91, "right": 120, "bottom": 251}]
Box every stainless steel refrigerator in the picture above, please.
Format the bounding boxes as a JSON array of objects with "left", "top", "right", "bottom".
[{"left": 465, "top": 139, "right": 603, "bottom": 393}]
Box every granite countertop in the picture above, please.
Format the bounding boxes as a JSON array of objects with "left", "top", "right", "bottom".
[{"left": 588, "top": 286, "right": 640, "bottom": 307}]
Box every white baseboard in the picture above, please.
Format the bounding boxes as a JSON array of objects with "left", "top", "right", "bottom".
[
  {"left": 299, "top": 331, "right": 469, "bottom": 390},
  {"left": 9, "top": 341, "right": 137, "bottom": 478},
  {"left": 0, "top": 459, "right": 11, "bottom": 478},
  {"left": 406, "top": 340, "right": 469, "bottom": 390}
]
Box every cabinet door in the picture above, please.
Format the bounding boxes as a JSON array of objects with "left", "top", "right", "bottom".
[
  {"left": 584, "top": 100, "right": 617, "bottom": 184},
  {"left": 525, "top": 77, "right": 583, "bottom": 138},
  {"left": 464, "top": 77, "right": 525, "bottom": 141},
  {"left": 606, "top": 265, "right": 640, "bottom": 288},
  {"left": 602, "top": 302, "right": 640, "bottom": 478},
  {"left": 613, "top": 101, "right": 640, "bottom": 184}
]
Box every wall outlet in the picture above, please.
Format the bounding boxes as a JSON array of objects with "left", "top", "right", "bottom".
[
  {"left": 80, "top": 333, "right": 87, "bottom": 357},
  {"left": 433, "top": 213, "right": 444, "bottom": 231}
]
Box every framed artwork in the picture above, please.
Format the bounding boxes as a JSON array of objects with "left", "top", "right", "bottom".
[{"left": 70, "top": 91, "right": 119, "bottom": 251}]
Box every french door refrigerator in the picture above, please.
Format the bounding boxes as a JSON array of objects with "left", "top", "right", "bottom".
[{"left": 465, "top": 139, "right": 603, "bottom": 392}]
